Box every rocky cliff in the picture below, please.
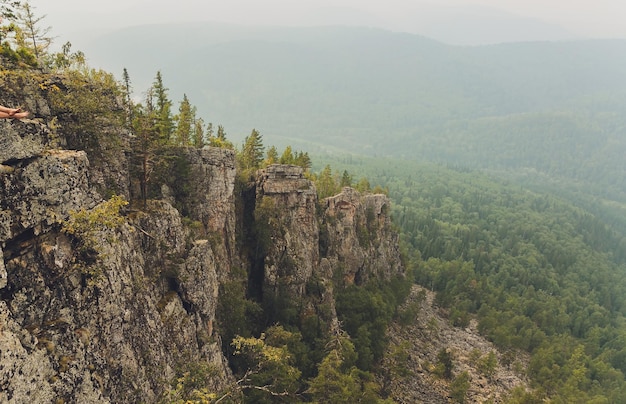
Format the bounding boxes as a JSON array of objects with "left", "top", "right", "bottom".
[
  {"left": 0, "top": 66, "right": 406, "bottom": 402},
  {"left": 0, "top": 112, "right": 235, "bottom": 402},
  {"left": 321, "top": 186, "right": 403, "bottom": 285}
]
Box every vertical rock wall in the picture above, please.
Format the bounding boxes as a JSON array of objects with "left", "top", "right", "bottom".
[
  {"left": 255, "top": 164, "right": 319, "bottom": 297},
  {"left": 321, "top": 187, "right": 404, "bottom": 285},
  {"left": 0, "top": 120, "right": 237, "bottom": 403},
  {"left": 254, "top": 165, "right": 405, "bottom": 303}
]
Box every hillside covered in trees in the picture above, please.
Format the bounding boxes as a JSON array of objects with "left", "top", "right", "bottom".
[{"left": 313, "top": 155, "right": 626, "bottom": 402}]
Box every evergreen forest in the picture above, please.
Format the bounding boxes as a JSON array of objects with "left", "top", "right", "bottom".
[{"left": 313, "top": 155, "right": 626, "bottom": 402}]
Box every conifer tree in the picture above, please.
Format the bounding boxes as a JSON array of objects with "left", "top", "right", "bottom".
[
  {"left": 294, "top": 151, "right": 312, "bottom": 170},
  {"left": 192, "top": 117, "right": 205, "bottom": 148},
  {"left": 131, "top": 103, "right": 159, "bottom": 208},
  {"left": 151, "top": 71, "right": 174, "bottom": 144},
  {"left": 0, "top": 1, "right": 19, "bottom": 42},
  {"left": 206, "top": 122, "right": 214, "bottom": 142},
  {"left": 121, "top": 68, "right": 134, "bottom": 128},
  {"left": 265, "top": 145, "right": 278, "bottom": 165},
  {"left": 207, "top": 124, "right": 233, "bottom": 149},
  {"left": 216, "top": 124, "right": 227, "bottom": 142},
  {"left": 174, "top": 93, "right": 194, "bottom": 146},
  {"left": 0, "top": 1, "right": 20, "bottom": 20},
  {"left": 279, "top": 145, "right": 294, "bottom": 164},
  {"left": 340, "top": 170, "right": 353, "bottom": 187},
  {"left": 316, "top": 165, "right": 339, "bottom": 199},
  {"left": 16, "top": 1, "right": 51, "bottom": 60},
  {"left": 239, "top": 129, "right": 265, "bottom": 171}
]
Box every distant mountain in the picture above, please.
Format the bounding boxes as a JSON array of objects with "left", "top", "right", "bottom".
[{"left": 84, "top": 23, "right": 626, "bottom": 200}]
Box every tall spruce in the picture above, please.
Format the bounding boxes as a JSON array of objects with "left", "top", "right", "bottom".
[
  {"left": 121, "top": 68, "right": 134, "bottom": 128},
  {"left": 239, "top": 128, "right": 265, "bottom": 171},
  {"left": 192, "top": 117, "right": 205, "bottom": 148},
  {"left": 174, "top": 93, "right": 194, "bottom": 146},
  {"left": 151, "top": 71, "right": 174, "bottom": 145}
]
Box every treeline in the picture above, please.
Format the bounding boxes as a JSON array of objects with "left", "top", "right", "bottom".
[{"left": 314, "top": 155, "right": 626, "bottom": 402}]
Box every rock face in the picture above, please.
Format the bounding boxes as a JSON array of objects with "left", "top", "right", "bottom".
[
  {"left": 321, "top": 187, "right": 404, "bottom": 285},
  {"left": 0, "top": 101, "right": 237, "bottom": 402},
  {"left": 255, "top": 165, "right": 319, "bottom": 297},
  {"left": 254, "top": 166, "right": 405, "bottom": 314}
]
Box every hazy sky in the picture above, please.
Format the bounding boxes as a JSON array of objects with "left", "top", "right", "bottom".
[{"left": 24, "top": 0, "right": 626, "bottom": 46}]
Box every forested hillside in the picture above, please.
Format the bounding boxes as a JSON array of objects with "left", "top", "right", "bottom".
[{"left": 313, "top": 155, "right": 626, "bottom": 401}]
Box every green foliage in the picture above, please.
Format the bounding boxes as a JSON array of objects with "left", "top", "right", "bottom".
[
  {"left": 276, "top": 145, "right": 312, "bottom": 170},
  {"left": 151, "top": 71, "right": 175, "bottom": 144},
  {"left": 340, "top": 170, "right": 352, "bottom": 187},
  {"left": 307, "top": 331, "right": 388, "bottom": 403},
  {"left": 477, "top": 351, "right": 498, "bottom": 379},
  {"left": 161, "top": 362, "right": 223, "bottom": 404},
  {"left": 253, "top": 196, "right": 280, "bottom": 256},
  {"left": 435, "top": 348, "right": 453, "bottom": 379},
  {"left": 62, "top": 195, "right": 128, "bottom": 268},
  {"left": 0, "top": 1, "right": 37, "bottom": 65},
  {"left": 47, "top": 68, "right": 124, "bottom": 155},
  {"left": 335, "top": 277, "right": 409, "bottom": 371},
  {"left": 396, "top": 298, "right": 422, "bottom": 326},
  {"left": 238, "top": 128, "right": 265, "bottom": 173},
  {"left": 15, "top": 1, "right": 52, "bottom": 61},
  {"left": 207, "top": 124, "right": 234, "bottom": 149},
  {"left": 450, "top": 371, "right": 471, "bottom": 403},
  {"left": 314, "top": 164, "right": 340, "bottom": 199},
  {"left": 173, "top": 93, "right": 194, "bottom": 146},
  {"left": 265, "top": 145, "right": 279, "bottom": 165},
  {"left": 231, "top": 326, "right": 302, "bottom": 403},
  {"left": 46, "top": 41, "right": 86, "bottom": 71},
  {"left": 315, "top": 154, "right": 626, "bottom": 401}
]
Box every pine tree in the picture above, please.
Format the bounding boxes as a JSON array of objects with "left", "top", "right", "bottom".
[
  {"left": 216, "top": 124, "right": 227, "bottom": 142},
  {"left": 294, "top": 151, "right": 312, "bottom": 170},
  {"left": 239, "top": 129, "right": 265, "bottom": 171},
  {"left": 308, "top": 330, "right": 385, "bottom": 403},
  {"left": 121, "top": 68, "right": 134, "bottom": 128},
  {"left": 265, "top": 145, "right": 278, "bottom": 165},
  {"left": 174, "top": 93, "right": 194, "bottom": 146},
  {"left": 131, "top": 92, "right": 161, "bottom": 208},
  {"left": 0, "top": 1, "right": 20, "bottom": 43},
  {"left": 16, "top": 2, "right": 52, "bottom": 60},
  {"left": 151, "top": 71, "right": 174, "bottom": 144},
  {"left": 279, "top": 146, "right": 294, "bottom": 164},
  {"left": 192, "top": 117, "right": 205, "bottom": 148},
  {"left": 316, "top": 165, "right": 339, "bottom": 199},
  {"left": 205, "top": 122, "right": 214, "bottom": 143},
  {"left": 0, "top": 1, "right": 20, "bottom": 20},
  {"left": 49, "top": 41, "right": 85, "bottom": 71},
  {"left": 340, "top": 170, "right": 353, "bottom": 187}
]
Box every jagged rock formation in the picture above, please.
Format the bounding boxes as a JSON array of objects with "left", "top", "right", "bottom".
[
  {"left": 255, "top": 164, "right": 319, "bottom": 297},
  {"left": 0, "top": 67, "right": 407, "bottom": 402},
  {"left": 321, "top": 187, "right": 403, "bottom": 285}
]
